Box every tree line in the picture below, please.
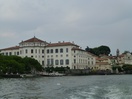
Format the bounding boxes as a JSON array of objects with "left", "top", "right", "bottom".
[
  {"left": 0, "top": 55, "right": 43, "bottom": 74},
  {"left": 85, "top": 45, "right": 111, "bottom": 56}
]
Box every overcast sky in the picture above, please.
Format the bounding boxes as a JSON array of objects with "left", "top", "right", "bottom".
[{"left": 0, "top": 0, "right": 132, "bottom": 55}]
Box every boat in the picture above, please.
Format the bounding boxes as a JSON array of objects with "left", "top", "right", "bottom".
[
  {"left": 20, "top": 74, "right": 37, "bottom": 78},
  {"left": 39, "top": 72, "right": 65, "bottom": 77},
  {"left": 1, "top": 73, "right": 22, "bottom": 78}
]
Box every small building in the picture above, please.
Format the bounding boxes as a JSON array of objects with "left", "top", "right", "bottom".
[
  {"left": 123, "top": 52, "right": 132, "bottom": 65},
  {"left": 71, "top": 47, "right": 96, "bottom": 69},
  {"left": 94, "top": 57, "right": 112, "bottom": 71}
]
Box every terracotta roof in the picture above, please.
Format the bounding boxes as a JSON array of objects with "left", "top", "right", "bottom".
[
  {"left": 20, "top": 36, "right": 47, "bottom": 43},
  {"left": 87, "top": 52, "right": 98, "bottom": 57},
  {"left": 118, "top": 54, "right": 124, "bottom": 57},
  {"left": 46, "top": 42, "right": 79, "bottom": 47},
  {"left": 72, "top": 47, "right": 85, "bottom": 51},
  {"left": 96, "top": 62, "right": 109, "bottom": 65},
  {"left": 109, "top": 56, "right": 117, "bottom": 59},
  {"left": 1, "top": 46, "right": 20, "bottom": 51},
  {"left": 96, "top": 58, "right": 109, "bottom": 61}
]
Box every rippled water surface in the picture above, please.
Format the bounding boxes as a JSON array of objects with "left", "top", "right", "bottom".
[{"left": 0, "top": 75, "right": 132, "bottom": 99}]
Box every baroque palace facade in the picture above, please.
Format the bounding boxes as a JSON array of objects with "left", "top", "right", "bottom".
[{"left": 0, "top": 37, "right": 96, "bottom": 69}]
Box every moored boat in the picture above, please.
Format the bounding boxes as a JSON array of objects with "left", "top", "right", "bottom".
[
  {"left": 0, "top": 73, "right": 22, "bottom": 78},
  {"left": 39, "top": 72, "right": 65, "bottom": 77},
  {"left": 20, "top": 74, "right": 37, "bottom": 78}
]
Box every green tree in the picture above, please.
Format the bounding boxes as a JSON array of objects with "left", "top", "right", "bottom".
[
  {"left": 122, "top": 64, "right": 132, "bottom": 73},
  {"left": 22, "top": 57, "right": 43, "bottom": 73},
  {"left": 0, "top": 55, "right": 43, "bottom": 74},
  {"left": 85, "top": 46, "right": 90, "bottom": 52},
  {"left": 85, "top": 45, "right": 111, "bottom": 56}
]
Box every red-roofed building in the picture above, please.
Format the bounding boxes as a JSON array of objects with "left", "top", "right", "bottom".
[
  {"left": 94, "top": 57, "right": 112, "bottom": 71},
  {"left": 46, "top": 42, "right": 79, "bottom": 47},
  {"left": 0, "top": 46, "right": 20, "bottom": 56},
  {"left": 45, "top": 41, "right": 96, "bottom": 69},
  {"left": 19, "top": 36, "right": 48, "bottom": 44},
  {"left": 0, "top": 37, "right": 48, "bottom": 66},
  {"left": 0, "top": 37, "right": 96, "bottom": 69},
  {"left": 71, "top": 47, "right": 96, "bottom": 69}
]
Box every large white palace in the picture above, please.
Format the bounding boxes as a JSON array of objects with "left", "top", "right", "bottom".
[{"left": 0, "top": 37, "right": 96, "bottom": 69}]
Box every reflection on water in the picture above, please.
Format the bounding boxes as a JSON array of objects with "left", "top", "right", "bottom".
[{"left": 0, "top": 75, "right": 132, "bottom": 99}]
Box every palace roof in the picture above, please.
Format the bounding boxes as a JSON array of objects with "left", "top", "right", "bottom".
[
  {"left": 47, "top": 42, "right": 79, "bottom": 47},
  {"left": 1, "top": 46, "right": 20, "bottom": 51},
  {"left": 96, "top": 62, "right": 109, "bottom": 65},
  {"left": 72, "top": 47, "right": 85, "bottom": 51},
  {"left": 19, "top": 36, "right": 48, "bottom": 44},
  {"left": 96, "top": 57, "right": 109, "bottom": 61}
]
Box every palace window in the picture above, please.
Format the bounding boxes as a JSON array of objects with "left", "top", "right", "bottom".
[
  {"left": 47, "top": 49, "right": 49, "bottom": 53},
  {"left": 14, "top": 52, "right": 16, "bottom": 55},
  {"left": 55, "top": 49, "right": 58, "bottom": 53},
  {"left": 66, "top": 48, "right": 68, "bottom": 53},
  {"left": 42, "top": 50, "right": 44, "bottom": 54},
  {"left": 9, "top": 52, "right": 12, "bottom": 55},
  {"left": 91, "top": 61, "right": 93, "bottom": 65},
  {"left": 20, "top": 50, "right": 22, "bottom": 54},
  {"left": 51, "top": 59, "right": 54, "bottom": 65},
  {"left": 42, "top": 61, "right": 44, "bottom": 66},
  {"left": 17, "top": 52, "right": 19, "bottom": 55},
  {"left": 35, "top": 49, "right": 37, "bottom": 53},
  {"left": 66, "top": 59, "right": 69, "bottom": 65},
  {"left": 25, "top": 49, "right": 28, "bottom": 54},
  {"left": 74, "top": 59, "right": 76, "bottom": 63},
  {"left": 60, "top": 59, "right": 63, "bottom": 65},
  {"left": 39, "top": 49, "right": 40, "bottom": 54},
  {"left": 51, "top": 49, "right": 53, "bottom": 53},
  {"left": 60, "top": 48, "right": 63, "bottom": 53},
  {"left": 88, "top": 61, "right": 90, "bottom": 65},
  {"left": 31, "top": 49, "right": 33, "bottom": 53},
  {"left": 47, "top": 59, "right": 50, "bottom": 66},
  {"left": 55, "top": 60, "right": 59, "bottom": 65},
  {"left": 6, "top": 52, "right": 8, "bottom": 56}
]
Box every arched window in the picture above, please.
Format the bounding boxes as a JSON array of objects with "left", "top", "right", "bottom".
[
  {"left": 55, "top": 49, "right": 58, "bottom": 53},
  {"left": 47, "top": 49, "right": 49, "bottom": 53},
  {"left": 51, "top": 49, "right": 53, "bottom": 53},
  {"left": 55, "top": 60, "right": 59, "bottom": 65},
  {"left": 60, "top": 48, "right": 63, "bottom": 53},
  {"left": 25, "top": 49, "right": 28, "bottom": 53},
  {"left": 66, "top": 48, "right": 68, "bottom": 52},
  {"left": 31, "top": 49, "right": 33, "bottom": 53},
  {"left": 66, "top": 59, "right": 69, "bottom": 65},
  {"left": 60, "top": 59, "right": 63, "bottom": 65},
  {"left": 42, "top": 50, "right": 44, "bottom": 53}
]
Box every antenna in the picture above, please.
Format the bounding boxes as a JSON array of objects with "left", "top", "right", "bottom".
[{"left": 34, "top": 33, "right": 36, "bottom": 38}]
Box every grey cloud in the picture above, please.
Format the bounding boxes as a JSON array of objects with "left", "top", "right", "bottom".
[{"left": 0, "top": 0, "right": 132, "bottom": 54}]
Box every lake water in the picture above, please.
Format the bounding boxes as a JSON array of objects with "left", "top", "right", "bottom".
[{"left": 0, "top": 75, "right": 132, "bottom": 99}]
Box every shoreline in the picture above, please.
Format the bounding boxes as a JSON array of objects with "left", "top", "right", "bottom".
[{"left": 0, "top": 72, "right": 131, "bottom": 78}]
